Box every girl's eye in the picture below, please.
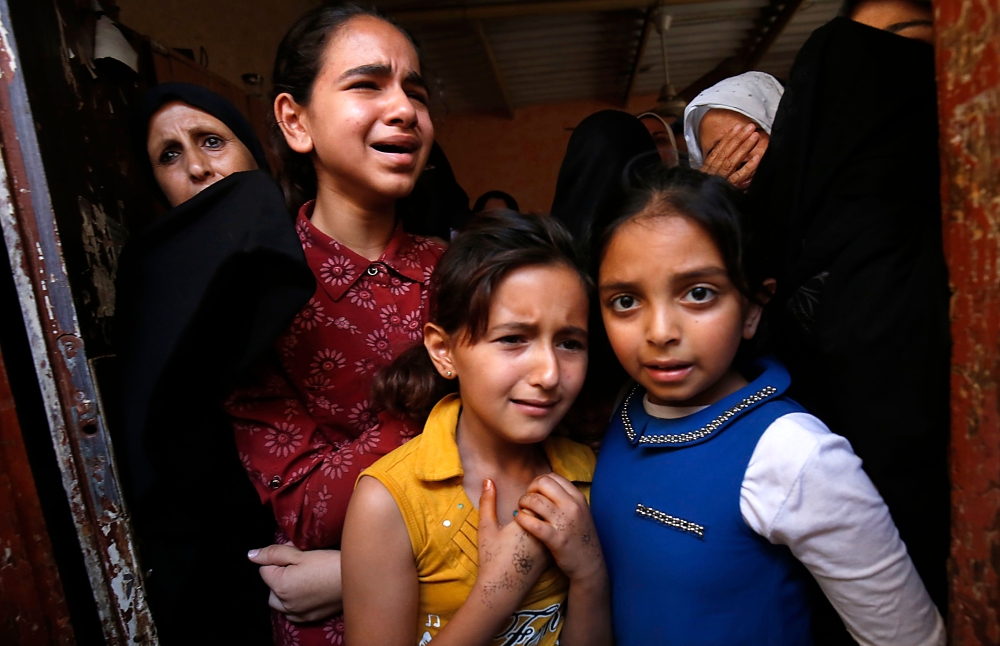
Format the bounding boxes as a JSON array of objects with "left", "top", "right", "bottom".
[
  {"left": 204, "top": 136, "right": 224, "bottom": 149},
  {"left": 496, "top": 335, "right": 526, "bottom": 345},
  {"left": 558, "top": 338, "right": 587, "bottom": 352},
  {"left": 610, "top": 295, "right": 638, "bottom": 312},
  {"left": 683, "top": 286, "right": 717, "bottom": 303},
  {"left": 407, "top": 91, "right": 429, "bottom": 105}
]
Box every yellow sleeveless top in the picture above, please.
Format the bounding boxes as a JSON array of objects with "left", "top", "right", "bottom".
[{"left": 360, "top": 395, "right": 596, "bottom": 646}]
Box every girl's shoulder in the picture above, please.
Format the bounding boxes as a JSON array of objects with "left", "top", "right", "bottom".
[
  {"left": 748, "top": 410, "right": 860, "bottom": 486},
  {"left": 362, "top": 431, "right": 425, "bottom": 486}
]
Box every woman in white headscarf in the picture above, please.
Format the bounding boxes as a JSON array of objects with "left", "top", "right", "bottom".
[{"left": 683, "top": 71, "right": 783, "bottom": 190}]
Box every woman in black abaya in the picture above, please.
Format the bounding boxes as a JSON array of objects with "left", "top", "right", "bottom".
[
  {"left": 116, "top": 83, "right": 314, "bottom": 644},
  {"left": 551, "top": 110, "right": 659, "bottom": 254},
  {"left": 551, "top": 110, "right": 659, "bottom": 445},
  {"left": 748, "top": 17, "right": 951, "bottom": 643}
]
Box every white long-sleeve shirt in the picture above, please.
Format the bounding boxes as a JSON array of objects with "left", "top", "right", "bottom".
[{"left": 643, "top": 397, "right": 945, "bottom": 646}]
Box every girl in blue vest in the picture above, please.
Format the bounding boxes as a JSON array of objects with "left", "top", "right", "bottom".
[{"left": 588, "top": 166, "right": 945, "bottom": 645}]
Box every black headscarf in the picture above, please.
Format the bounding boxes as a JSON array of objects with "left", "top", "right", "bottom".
[
  {"left": 131, "top": 82, "right": 270, "bottom": 207},
  {"left": 749, "top": 17, "right": 950, "bottom": 628},
  {"left": 551, "top": 110, "right": 658, "bottom": 249},
  {"left": 397, "top": 141, "right": 471, "bottom": 239},
  {"left": 114, "top": 170, "right": 313, "bottom": 643},
  {"left": 550, "top": 111, "right": 657, "bottom": 445}
]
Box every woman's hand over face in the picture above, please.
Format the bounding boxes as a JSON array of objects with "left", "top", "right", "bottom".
[
  {"left": 701, "top": 122, "right": 764, "bottom": 191},
  {"left": 515, "top": 474, "right": 605, "bottom": 583}
]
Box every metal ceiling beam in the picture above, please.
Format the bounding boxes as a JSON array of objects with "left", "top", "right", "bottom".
[
  {"left": 389, "top": 0, "right": 717, "bottom": 24},
  {"left": 472, "top": 21, "right": 517, "bottom": 118},
  {"left": 677, "top": 0, "right": 805, "bottom": 101},
  {"left": 623, "top": 4, "right": 657, "bottom": 106}
]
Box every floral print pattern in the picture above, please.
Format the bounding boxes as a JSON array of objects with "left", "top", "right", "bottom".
[{"left": 226, "top": 203, "right": 443, "bottom": 646}]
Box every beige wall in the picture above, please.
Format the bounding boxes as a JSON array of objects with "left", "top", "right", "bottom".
[
  {"left": 116, "top": 0, "right": 320, "bottom": 88},
  {"left": 434, "top": 93, "right": 661, "bottom": 215}
]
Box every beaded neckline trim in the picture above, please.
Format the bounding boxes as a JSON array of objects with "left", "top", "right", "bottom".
[
  {"left": 622, "top": 384, "right": 779, "bottom": 445},
  {"left": 636, "top": 503, "right": 705, "bottom": 539}
]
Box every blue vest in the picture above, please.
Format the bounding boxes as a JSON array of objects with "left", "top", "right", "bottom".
[{"left": 591, "top": 357, "right": 813, "bottom": 645}]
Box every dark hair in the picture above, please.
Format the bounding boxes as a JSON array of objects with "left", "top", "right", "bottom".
[
  {"left": 373, "top": 210, "right": 590, "bottom": 421},
  {"left": 270, "top": 3, "right": 418, "bottom": 212},
  {"left": 472, "top": 190, "right": 519, "bottom": 213},
  {"left": 599, "top": 165, "right": 769, "bottom": 305}
]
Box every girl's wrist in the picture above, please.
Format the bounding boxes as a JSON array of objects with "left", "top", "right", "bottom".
[
  {"left": 469, "top": 577, "right": 521, "bottom": 617},
  {"left": 567, "top": 559, "right": 609, "bottom": 588}
]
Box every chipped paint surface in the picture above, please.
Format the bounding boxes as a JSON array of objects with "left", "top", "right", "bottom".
[
  {"left": 935, "top": 0, "right": 1000, "bottom": 642},
  {"left": 0, "top": 1, "right": 156, "bottom": 643},
  {"left": 77, "top": 197, "right": 118, "bottom": 319},
  {"left": 0, "top": 11, "right": 14, "bottom": 77}
]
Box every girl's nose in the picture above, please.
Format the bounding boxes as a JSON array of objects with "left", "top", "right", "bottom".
[
  {"left": 527, "top": 346, "right": 560, "bottom": 390},
  {"left": 647, "top": 306, "right": 681, "bottom": 347},
  {"left": 383, "top": 84, "right": 418, "bottom": 127}
]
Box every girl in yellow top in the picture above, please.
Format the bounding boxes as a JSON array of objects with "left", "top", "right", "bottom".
[{"left": 342, "top": 211, "right": 612, "bottom": 646}]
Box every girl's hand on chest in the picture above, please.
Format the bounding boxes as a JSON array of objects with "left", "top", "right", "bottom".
[
  {"left": 515, "top": 473, "right": 605, "bottom": 583},
  {"left": 474, "top": 478, "right": 551, "bottom": 612}
]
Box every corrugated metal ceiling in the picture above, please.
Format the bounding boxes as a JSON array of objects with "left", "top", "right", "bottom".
[{"left": 379, "top": 0, "right": 841, "bottom": 113}]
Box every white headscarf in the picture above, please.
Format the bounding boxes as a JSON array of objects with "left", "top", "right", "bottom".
[{"left": 683, "top": 71, "right": 784, "bottom": 169}]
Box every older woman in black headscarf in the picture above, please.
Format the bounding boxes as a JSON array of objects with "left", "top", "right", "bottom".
[
  {"left": 748, "top": 15, "right": 950, "bottom": 644},
  {"left": 134, "top": 82, "right": 270, "bottom": 207},
  {"left": 116, "top": 83, "right": 313, "bottom": 644}
]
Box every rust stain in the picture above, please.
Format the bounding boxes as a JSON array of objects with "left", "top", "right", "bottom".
[{"left": 936, "top": 0, "right": 1000, "bottom": 642}]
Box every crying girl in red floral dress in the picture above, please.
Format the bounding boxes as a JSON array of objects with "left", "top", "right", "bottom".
[{"left": 224, "top": 6, "right": 443, "bottom": 645}]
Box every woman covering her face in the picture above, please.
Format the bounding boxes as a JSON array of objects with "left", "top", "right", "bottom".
[
  {"left": 133, "top": 82, "right": 270, "bottom": 208},
  {"left": 683, "top": 71, "right": 784, "bottom": 191}
]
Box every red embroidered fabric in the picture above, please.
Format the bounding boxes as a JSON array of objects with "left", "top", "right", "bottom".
[{"left": 226, "top": 202, "right": 443, "bottom": 645}]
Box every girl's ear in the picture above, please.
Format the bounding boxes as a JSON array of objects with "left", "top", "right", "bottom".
[
  {"left": 742, "top": 278, "right": 777, "bottom": 340},
  {"left": 274, "top": 93, "right": 314, "bottom": 154},
  {"left": 423, "top": 322, "right": 457, "bottom": 379}
]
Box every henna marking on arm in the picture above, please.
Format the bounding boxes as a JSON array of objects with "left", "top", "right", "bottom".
[
  {"left": 480, "top": 571, "right": 518, "bottom": 608},
  {"left": 512, "top": 548, "right": 534, "bottom": 575}
]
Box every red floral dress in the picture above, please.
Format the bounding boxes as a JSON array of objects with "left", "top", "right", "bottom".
[{"left": 226, "top": 201, "right": 444, "bottom": 645}]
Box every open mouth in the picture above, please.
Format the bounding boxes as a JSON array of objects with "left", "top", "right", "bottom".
[{"left": 371, "top": 142, "right": 418, "bottom": 154}]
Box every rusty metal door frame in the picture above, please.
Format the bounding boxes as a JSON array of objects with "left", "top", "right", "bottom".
[{"left": 0, "top": 1, "right": 156, "bottom": 643}]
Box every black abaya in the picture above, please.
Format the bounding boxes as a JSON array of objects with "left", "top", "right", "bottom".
[
  {"left": 116, "top": 165, "right": 313, "bottom": 641},
  {"left": 749, "top": 17, "right": 951, "bottom": 640},
  {"left": 551, "top": 110, "right": 658, "bottom": 251}
]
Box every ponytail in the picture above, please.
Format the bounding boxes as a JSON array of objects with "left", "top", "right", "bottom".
[{"left": 371, "top": 344, "right": 455, "bottom": 423}]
